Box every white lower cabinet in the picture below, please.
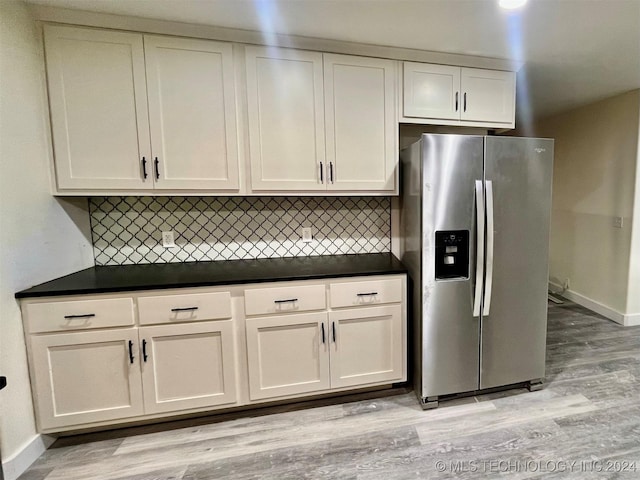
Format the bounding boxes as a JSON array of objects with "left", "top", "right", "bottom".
[
  {"left": 23, "top": 275, "right": 406, "bottom": 432},
  {"left": 244, "top": 279, "right": 406, "bottom": 401},
  {"left": 329, "top": 305, "right": 404, "bottom": 388},
  {"left": 30, "top": 328, "right": 144, "bottom": 430},
  {"left": 245, "top": 312, "right": 330, "bottom": 400},
  {"left": 30, "top": 320, "right": 238, "bottom": 430},
  {"left": 140, "top": 321, "right": 237, "bottom": 414},
  {"left": 25, "top": 290, "right": 238, "bottom": 432}
]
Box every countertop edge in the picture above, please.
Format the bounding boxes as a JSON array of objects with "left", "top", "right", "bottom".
[{"left": 15, "top": 254, "right": 408, "bottom": 299}]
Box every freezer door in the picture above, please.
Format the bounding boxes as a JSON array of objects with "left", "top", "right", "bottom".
[
  {"left": 420, "top": 134, "right": 484, "bottom": 398},
  {"left": 481, "top": 137, "right": 553, "bottom": 389}
]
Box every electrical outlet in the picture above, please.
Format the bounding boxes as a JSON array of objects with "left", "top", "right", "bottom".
[
  {"left": 613, "top": 216, "right": 624, "bottom": 229},
  {"left": 161, "top": 230, "right": 175, "bottom": 248},
  {"left": 301, "top": 227, "right": 313, "bottom": 243}
]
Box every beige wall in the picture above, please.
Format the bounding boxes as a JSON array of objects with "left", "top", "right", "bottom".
[
  {"left": 535, "top": 89, "right": 640, "bottom": 315},
  {"left": 0, "top": 0, "right": 94, "bottom": 473}
]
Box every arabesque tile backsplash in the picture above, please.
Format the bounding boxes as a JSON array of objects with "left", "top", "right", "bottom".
[{"left": 89, "top": 196, "right": 391, "bottom": 266}]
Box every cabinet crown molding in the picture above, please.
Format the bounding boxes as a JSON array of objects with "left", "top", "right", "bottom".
[{"left": 31, "top": 4, "right": 521, "bottom": 72}]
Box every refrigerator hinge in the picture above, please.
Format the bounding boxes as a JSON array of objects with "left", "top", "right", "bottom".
[
  {"left": 420, "top": 396, "right": 439, "bottom": 410},
  {"left": 527, "top": 379, "right": 544, "bottom": 392}
]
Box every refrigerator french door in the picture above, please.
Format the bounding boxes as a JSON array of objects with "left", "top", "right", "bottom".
[{"left": 401, "top": 134, "right": 553, "bottom": 408}]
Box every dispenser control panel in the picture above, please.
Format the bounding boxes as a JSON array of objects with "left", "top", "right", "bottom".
[{"left": 435, "top": 230, "right": 470, "bottom": 280}]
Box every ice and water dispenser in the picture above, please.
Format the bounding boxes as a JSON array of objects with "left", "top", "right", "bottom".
[{"left": 435, "top": 230, "right": 470, "bottom": 280}]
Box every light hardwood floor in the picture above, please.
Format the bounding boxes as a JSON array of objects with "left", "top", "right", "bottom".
[{"left": 19, "top": 300, "right": 640, "bottom": 479}]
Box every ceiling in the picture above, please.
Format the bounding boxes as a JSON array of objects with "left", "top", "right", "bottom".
[{"left": 25, "top": 0, "right": 640, "bottom": 120}]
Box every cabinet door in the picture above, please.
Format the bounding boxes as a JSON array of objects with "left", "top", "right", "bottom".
[
  {"left": 140, "top": 321, "right": 237, "bottom": 414},
  {"left": 246, "top": 312, "right": 329, "bottom": 400},
  {"left": 30, "top": 328, "right": 143, "bottom": 430},
  {"left": 403, "top": 62, "right": 460, "bottom": 120},
  {"left": 324, "top": 55, "right": 396, "bottom": 191},
  {"left": 44, "top": 25, "right": 152, "bottom": 190},
  {"left": 245, "top": 47, "right": 326, "bottom": 191},
  {"left": 460, "top": 68, "right": 515, "bottom": 124},
  {"left": 144, "top": 36, "right": 239, "bottom": 191},
  {"left": 329, "top": 305, "right": 403, "bottom": 389}
]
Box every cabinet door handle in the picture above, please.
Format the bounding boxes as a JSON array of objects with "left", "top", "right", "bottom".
[
  {"left": 154, "top": 157, "right": 160, "bottom": 180},
  {"left": 319, "top": 162, "right": 324, "bottom": 183},
  {"left": 171, "top": 307, "right": 198, "bottom": 312},
  {"left": 356, "top": 292, "right": 378, "bottom": 297},
  {"left": 321, "top": 323, "right": 325, "bottom": 344},
  {"left": 274, "top": 298, "right": 298, "bottom": 304},
  {"left": 332, "top": 321, "right": 336, "bottom": 343},
  {"left": 464, "top": 92, "right": 467, "bottom": 112},
  {"left": 141, "top": 157, "right": 148, "bottom": 179},
  {"left": 329, "top": 162, "right": 334, "bottom": 183},
  {"left": 142, "top": 339, "right": 148, "bottom": 362},
  {"left": 128, "top": 340, "right": 134, "bottom": 364},
  {"left": 63, "top": 313, "right": 95, "bottom": 319},
  {"left": 455, "top": 92, "right": 459, "bottom": 112}
]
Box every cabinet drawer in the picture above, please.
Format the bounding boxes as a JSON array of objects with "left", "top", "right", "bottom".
[
  {"left": 329, "top": 278, "right": 402, "bottom": 308},
  {"left": 26, "top": 297, "right": 135, "bottom": 333},
  {"left": 244, "top": 284, "right": 326, "bottom": 316},
  {"left": 138, "top": 292, "right": 232, "bottom": 325}
]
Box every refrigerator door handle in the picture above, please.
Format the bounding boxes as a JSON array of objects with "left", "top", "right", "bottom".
[
  {"left": 483, "top": 180, "right": 495, "bottom": 316},
  {"left": 473, "top": 180, "right": 485, "bottom": 317}
]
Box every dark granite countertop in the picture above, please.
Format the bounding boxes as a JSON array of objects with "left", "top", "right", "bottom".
[{"left": 16, "top": 253, "right": 407, "bottom": 299}]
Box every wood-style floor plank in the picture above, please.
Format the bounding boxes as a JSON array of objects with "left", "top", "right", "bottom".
[{"left": 18, "top": 300, "right": 640, "bottom": 479}]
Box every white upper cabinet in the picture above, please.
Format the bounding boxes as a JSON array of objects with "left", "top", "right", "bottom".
[
  {"left": 44, "top": 25, "right": 152, "bottom": 190},
  {"left": 144, "top": 36, "right": 239, "bottom": 190},
  {"left": 460, "top": 67, "right": 515, "bottom": 124},
  {"left": 402, "top": 61, "right": 516, "bottom": 127},
  {"left": 44, "top": 25, "right": 239, "bottom": 193},
  {"left": 244, "top": 47, "right": 398, "bottom": 193},
  {"left": 324, "top": 54, "right": 396, "bottom": 192},
  {"left": 403, "top": 62, "right": 460, "bottom": 120},
  {"left": 43, "top": 24, "right": 515, "bottom": 195},
  {"left": 245, "top": 47, "right": 326, "bottom": 191}
]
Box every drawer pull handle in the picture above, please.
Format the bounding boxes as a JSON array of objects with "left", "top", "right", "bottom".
[
  {"left": 171, "top": 307, "right": 199, "bottom": 312},
  {"left": 128, "top": 340, "right": 134, "bottom": 364},
  {"left": 321, "top": 323, "right": 326, "bottom": 344},
  {"left": 274, "top": 298, "right": 298, "bottom": 304},
  {"left": 64, "top": 314, "right": 96, "bottom": 319},
  {"left": 356, "top": 292, "right": 378, "bottom": 297},
  {"left": 332, "top": 321, "right": 336, "bottom": 343},
  {"left": 142, "top": 339, "right": 148, "bottom": 362}
]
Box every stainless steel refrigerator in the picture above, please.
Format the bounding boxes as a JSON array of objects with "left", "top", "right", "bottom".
[{"left": 401, "top": 134, "right": 553, "bottom": 409}]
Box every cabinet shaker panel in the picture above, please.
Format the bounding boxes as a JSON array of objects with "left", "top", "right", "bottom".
[{"left": 44, "top": 25, "right": 152, "bottom": 190}]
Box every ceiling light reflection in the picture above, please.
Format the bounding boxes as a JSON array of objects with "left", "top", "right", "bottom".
[{"left": 499, "top": 0, "right": 527, "bottom": 9}]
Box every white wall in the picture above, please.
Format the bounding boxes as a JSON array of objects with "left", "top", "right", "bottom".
[
  {"left": 0, "top": 1, "right": 94, "bottom": 477},
  {"left": 628, "top": 105, "right": 640, "bottom": 317},
  {"left": 535, "top": 89, "right": 640, "bottom": 318}
]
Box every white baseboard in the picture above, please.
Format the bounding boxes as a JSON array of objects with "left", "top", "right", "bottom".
[
  {"left": 2, "top": 434, "right": 55, "bottom": 480},
  {"left": 624, "top": 313, "right": 640, "bottom": 327},
  {"left": 549, "top": 282, "right": 640, "bottom": 327}
]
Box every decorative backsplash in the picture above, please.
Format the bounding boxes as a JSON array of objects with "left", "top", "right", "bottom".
[{"left": 89, "top": 197, "right": 391, "bottom": 266}]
